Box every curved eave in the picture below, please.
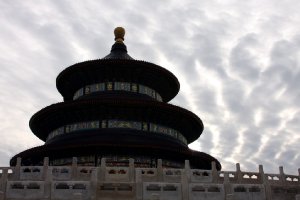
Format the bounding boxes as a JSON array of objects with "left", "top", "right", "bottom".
[
  {"left": 56, "top": 59, "right": 180, "bottom": 102},
  {"left": 45, "top": 129, "right": 188, "bottom": 147},
  {"left": 10, "top": 142, "right": 221, "bottom": 170},
  {"left": 29, "top": 98, "right": 204, "bottom": 143}
]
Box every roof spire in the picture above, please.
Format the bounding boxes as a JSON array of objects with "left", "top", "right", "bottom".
[
  {"left": 114, "top": 27, "right": 125, "bottom": 43},
  {"left": 102, "top": 27, "right": 133, "bottom": 60}
]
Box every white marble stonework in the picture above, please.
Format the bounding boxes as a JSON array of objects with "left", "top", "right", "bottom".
[{"left": 0, "top": 158, "right": 299, "bottom": 200}]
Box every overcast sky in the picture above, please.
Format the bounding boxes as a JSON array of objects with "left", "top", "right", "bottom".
[{"left": 0, "top": 0, "right": 299, "bottom": 175}]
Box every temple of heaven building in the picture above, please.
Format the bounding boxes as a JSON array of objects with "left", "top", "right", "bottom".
[{"left": 10, "top": 27, "right": 221, "bottom": 170}]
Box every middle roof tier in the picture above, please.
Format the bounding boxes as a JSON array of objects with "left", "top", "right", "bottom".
[{"left": 29, "top": 97, "right": 204, "bottom": 143}]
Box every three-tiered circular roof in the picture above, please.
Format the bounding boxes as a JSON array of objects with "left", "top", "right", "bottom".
[{"left": 10, "top": 27, "right": 221, "bottom": 170}]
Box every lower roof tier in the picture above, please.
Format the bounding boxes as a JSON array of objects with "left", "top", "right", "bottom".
[
  {"left": 30, "top": 97, "right": 204, "bottom": 143},
  {"left": 10, "top": 138, "right": 221, "bottom": 170}
]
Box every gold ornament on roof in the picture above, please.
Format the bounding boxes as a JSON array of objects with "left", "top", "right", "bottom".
[{"left": 114, "top": 27, "right": 125, "bottom": 43}]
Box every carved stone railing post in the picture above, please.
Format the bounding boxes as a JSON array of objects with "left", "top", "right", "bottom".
[
  {"left": 43, "top": 157, "right": 49, "bottom": 180},
  {"left": 129, "top": 158, "right": 135, "bottom": 182},
  {"left": 136, "top": 168, "right": 143, "bottom": 200},
  {"left": 157, "top": 159, "right": 163, "bottom": 181},
  {"left": 258, "top": 165, "right": 265, "bottom": 184},
  {"left": 181, "top": 160, "right": 190, "bottom": 200},
  {"left": 0, "top": 169, "right": 8, "bottom": 194},
  {"left": 90, "top": 158, "right": 98, "bottom": 200},
  {"left": 184, "top": 160, "right": 191, "bottom": 181},
  {"left": 72, "top": 157, "right": 78, "bottom": 180},
  {"left": 236, "top": 163, "right": 242, "bottom": 183},
  {"left": 99, "top": 158, "right": 106, "bottom": 181},
  {"left": 14, "top": 157, "right": 22, "bottom": 180},
  {"left": 211, "top": 161, "right": 218, "bottom": 183},
  {"left": 279, "top": 166, "right": 285, "bottom": 184},
  {"left": 260, "top": 165, "right": 270, "bottom": 200},
  {"left": 43, "top": 157, "right": 51, "bottom": 199},
  {"left": 224, "top": 172, "right": 231, "bottom": 197}
]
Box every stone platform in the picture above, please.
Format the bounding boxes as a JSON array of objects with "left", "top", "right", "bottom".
[{"left": 0, "top": 158, "right": 299, "bottom": 200}]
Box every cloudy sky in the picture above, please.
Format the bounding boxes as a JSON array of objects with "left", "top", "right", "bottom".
[{"left": 0, "top": 0, "right": 299, "bottom": 174}]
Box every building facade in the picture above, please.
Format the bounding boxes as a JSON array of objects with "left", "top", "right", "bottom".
[{"left": 1, "top": 27, "right": 299, "bottom": 199}]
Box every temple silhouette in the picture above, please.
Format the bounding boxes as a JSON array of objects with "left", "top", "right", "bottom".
[{"left": 1, "top": 27, "right": 299, "bottom": 200}]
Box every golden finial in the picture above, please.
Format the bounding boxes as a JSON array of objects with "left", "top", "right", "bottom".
[{"left": 114, "top": 27, "right": 125, "bottom": 43}]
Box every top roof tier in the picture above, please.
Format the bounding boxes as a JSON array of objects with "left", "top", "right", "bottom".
[{"left": 56, "top": 27, "right": 180, "bottom": 103}]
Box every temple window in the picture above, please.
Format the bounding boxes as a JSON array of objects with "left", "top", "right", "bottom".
[
  {"left": 131, "top": 83, "right": 138, "bottom": 92},
  {"left": 73, "top": 82, "right": 162, "bottom": 101},
  {"left": 115, "top": 82, "right": 130, "bottom": 91},
  {"left": 142, "top": 122, "right": 148, "bottom": 131},
  {"left": 47, "top": 120, "right": 187, "bottom": 145},
  {"left": 107, "top": 82, "right": 113, "bottom": 90},
  {"left": 85, "top": 86, "right": 90, "bottom": 94},
  {"left": 156, "top": 94, "right": 162, "bottom": 101},
  {"left": 101, "top": 120, "right": 107, "bottom": 128}
]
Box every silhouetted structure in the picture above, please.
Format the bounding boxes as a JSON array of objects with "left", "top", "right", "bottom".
[
  {"left": 2, "top": 27, "right": 300, "bottom": 200},
  {"left": 10, "top": 27, "right": 221, "bottom": 170}
]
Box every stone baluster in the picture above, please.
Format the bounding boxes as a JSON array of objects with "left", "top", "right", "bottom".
[
  {"left": 43, "top": 157, "right": 49, "bottom": 180},
  {"left": 90, "top": 158, "right": 98, "bottom": 200},
  {"left": 0, "top": 169, "right": 8, "bottom": 194},
  {"left": 181, "top": 160, "right": 190, "bottom": 200},
  {"left": 99, "top": 158, "right": 106, "bottom": 181},
  {"left": 211, "top": 161, "right": 218, "bottom": 183},
  {"left": 260, "top": 165, "right": 271, "bottom": 200},
  {"left": 136, "top": 168, "right": 143, "bottom": 200},
  {"left": 157, "top": 159, "right": 163, "bottom": 181},
  {"left": 129, "top": 158, "right": 134, "bottom": 182},
  {"left": 72, "top": 157, "right": 78, "bottom": 180},
  {"left": 43, "top": 157, "right": 51, "bottom": 199},
  {"left": 258, "top": 165, "right": 265, "bottom": 184},
  {"left": 224, "top": 172, "right": 231, "bottom": 197},
  {"left": 279, "top": 166, "right": 285, "bottom": 184},
  {"left": 14, "top": 157, "right": 21, "bottom": 180},
  {"left": 184, "top": 160, "right": 191, "bottom": 182},
  {"left": 236, "top": 163, "right": 242, "bottom": 183}
]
